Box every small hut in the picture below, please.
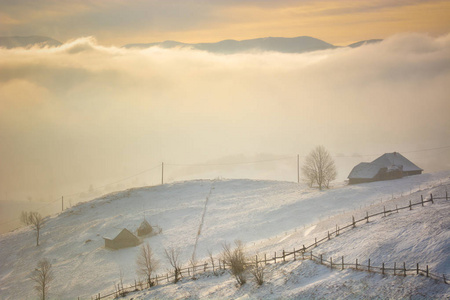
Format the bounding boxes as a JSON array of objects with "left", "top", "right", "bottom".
[
  {"left": 137, "top": 219, "right": 153, "bottom": 237},
  {"left": 104, "top": 228, "right": 140, "bottom": 250}
]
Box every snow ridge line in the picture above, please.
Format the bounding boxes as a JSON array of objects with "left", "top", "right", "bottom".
[{"left": 191, "top": 180, "right": 215, "bottom": 263}]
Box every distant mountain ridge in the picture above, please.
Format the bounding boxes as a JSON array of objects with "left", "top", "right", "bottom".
[
  {"left": 125, "top": 36, "right": 338, "bottom": 54},
  {"left": 0, "top": 36, "right": 62, "bottom": 49},
  {"left": 0, "top": 35, "right": 383, "bottom": 53}
]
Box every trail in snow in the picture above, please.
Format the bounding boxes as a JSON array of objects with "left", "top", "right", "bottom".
[{"left": 191, "top": 180, "right": 215, "bottom": 262}]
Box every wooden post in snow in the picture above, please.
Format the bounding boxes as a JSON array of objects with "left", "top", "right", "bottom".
[
  {"left": 161, "top": 162, "right": 164, "bottom": 185},
  {"left": 421, "top": 195, "right": 424, "bottom": 206}
]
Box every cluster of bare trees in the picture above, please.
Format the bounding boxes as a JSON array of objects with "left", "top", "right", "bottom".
[
  {"left": 134, "top": 240, "right": 265, "bottom": 290},
  {"left": 301, "top": 145, "right": 337, "bottom": 190}
]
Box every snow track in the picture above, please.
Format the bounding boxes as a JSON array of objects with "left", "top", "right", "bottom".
[{"left": 191, "top": 180, "right": 215, "bottom": 262}]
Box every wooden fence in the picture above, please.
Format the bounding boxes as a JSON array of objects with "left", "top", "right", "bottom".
[{"left": 88, "top": 192, "right": 449, "bottom": 299}]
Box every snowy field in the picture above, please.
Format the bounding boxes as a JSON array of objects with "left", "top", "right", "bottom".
[{"left": 0, "top": 171, "right": 449, "bottom": 299}]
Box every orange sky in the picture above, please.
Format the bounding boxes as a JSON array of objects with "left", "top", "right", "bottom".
[{"left": 0, "top": 0, "right": 449, "bottom": 45}]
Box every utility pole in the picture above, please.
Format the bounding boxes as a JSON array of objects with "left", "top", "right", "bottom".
[
  {"left": 297, "top": 154, "right": 300, "bottom": 183},
  {"left": 61, "top": 196, "right": 64, "bottom": 211},
  {"left": 161, "top": 162, "right": 164, "bottom": 185}
]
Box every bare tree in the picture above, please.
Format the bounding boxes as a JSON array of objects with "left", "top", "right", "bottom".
[
  {"left": 136, "top": 242, "right": 158, "bottom": 287},
  {"left": 20, "top": 211, "right": 45, "bottom": 246},
  {"left": 189, "top": 255, "right": 198, "bottom": 280},
  {"left": 250, "top": 256, "right": 264, "bottom": 286},
  {"left": 221, "top": 240, "right": 247, "bottom": 286},
  {"left": 301, "top": 145, "right": 337, "bottom": 190},
  {"left": 207, "top": 249, "right": 217, "bottom": 276},
  {"left": 164, "top": 247, "right": 182, "bottom": 283},
  {"left": 31, "top": 258, "right": 54, "bottom": 300}
]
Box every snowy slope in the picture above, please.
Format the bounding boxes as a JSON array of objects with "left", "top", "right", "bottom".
[{"left": 0, "top": 172, "right": 449, "bottom": 299}]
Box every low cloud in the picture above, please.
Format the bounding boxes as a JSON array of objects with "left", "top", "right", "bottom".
[{"left": 0, "top": 32, "right": 449, "bottom": 207}]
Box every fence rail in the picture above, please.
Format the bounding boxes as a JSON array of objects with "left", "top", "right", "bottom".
[{"left": 88, "top": 191, "right": 449, "bottom": 299}]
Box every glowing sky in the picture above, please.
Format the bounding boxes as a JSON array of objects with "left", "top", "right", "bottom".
[{"left": 0, "top": 0, "right": 449, "bottom": 45}]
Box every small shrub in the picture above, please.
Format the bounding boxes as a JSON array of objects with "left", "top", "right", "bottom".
[{"left": 221, "top": 240, "right": 247, "bottom": 286}]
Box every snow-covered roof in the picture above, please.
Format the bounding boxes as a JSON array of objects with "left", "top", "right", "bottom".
[
  {"left": 372, "top": 152, "right": 422, "bottom": 172},
  {"left": 348, "top": 162, "right": 382, "bottom": 179}
]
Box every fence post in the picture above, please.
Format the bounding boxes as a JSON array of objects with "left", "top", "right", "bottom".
[
  {"left": 356, "top": 258, "right": 358, "bottom": 270},
  {"left": 265, "top": 253, "right": 267, "bottom": 265},
  {"left": 352, "top": 215, "right": 355, "bottom": 228},
  {"left": 303, "top": 244, "right": 306, "bottom": 251},
  {"left": 274, "top": 252, "right": 277, "bottom": 263},
  {"left": 156, "top": 275, "right": 158, "bottom": 285},
  {"left": 444, "top": 274, "right": 447, "bottom": 284},
  {"left": 368, "top": 259, "right": 371, "bottom": 272},
  {"left": 310, "top": 251, "right": 313, "bottom": 260},
  {"left": 383, "top": 206, "right": 386, "bottom": 217},
  {"left": 302, "top": 251, "right": 304, "bottom": 260},
  {"left": 336, "top": 224, "right": 339, "bottom": 235},
  {"left": 330, "top": 257, "right": 333, "bottom": 268},
  {"left": 409, "top": 200, "right": 412, "bottom": 210},
  {"left": 382, "top": 263, "right": 385, "bottom": 275},
  {"left": 396, "top": 204, "right": 398, "bottom": 213},
  {"left": 315, "top": 237, "right": 317, "bottom": 247},
  {"left": 283, "top": 250, "right": 286, "bottom": 262},
  {"left": 446, "top": 191, "right": 448, "bottom": 201},
  {"left": 421, "top": 195, "right": 424, "bottom": 206},
  {"left": 366, "top": 212, "right": 369, "bottom": 223},
  {"left": 394, "top": 262, "right": 396, "bottom": 275},
  {"left": 328, "top": 231, "right": 330, "bottom": 240},
  {"left": 294, "top": 248, "right": 296, "bottom": 261},
  {"left": 320, "top": 254, "right": 323, "bottom": 264},
  {"left": 431, "top": 193, "right": 434, "bottom": 204},
  {"left": 403, "top": 262, "right": 406, "bottom": 276},
  {"left": 417, "top": 263, "right": 419, "bottom": 275},
  {"left": 426, "top": 265, "right": 429, "bottom": 277},
  {"left": 342, "top": 256, "right": 344, "bottom": 270}
]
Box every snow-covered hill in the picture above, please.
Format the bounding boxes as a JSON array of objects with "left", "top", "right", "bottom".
[{"left": 0, "top": 172, "right": 449, "bottom": 299}]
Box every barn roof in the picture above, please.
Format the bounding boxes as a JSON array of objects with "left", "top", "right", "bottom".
[
  {"left": 348, "top": 162, "right": 382, "bottom": 179},
  {"left": 104, "top": 228, "right": 139, "bottom": 241},
  {"left": 371, "top": 152, "right": 422, "bottom": 172}
]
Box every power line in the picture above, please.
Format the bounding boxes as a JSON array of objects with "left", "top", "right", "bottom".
[
  {"left": 2, "top": 145, "right": 449, "bottom": 230},
  {"left": 166, "top": 156, "right": 296, "bottom": 167},
  {"left": 0, "top": 163, "right": 162, "bottom": 228}
]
